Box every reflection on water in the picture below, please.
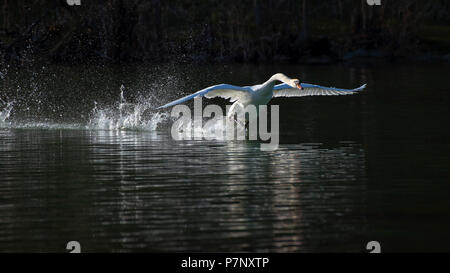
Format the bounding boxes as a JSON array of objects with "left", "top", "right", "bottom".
[
  {"left": 0, "top": 129, "right": 366, "bottom": 252},
  {"left": 0, "top": 63, "right": 449, "bottom": 252}
]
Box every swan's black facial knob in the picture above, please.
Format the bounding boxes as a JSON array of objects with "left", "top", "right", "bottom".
[{"left": 296, "top": 83, "right": 304, "bottom": 90}]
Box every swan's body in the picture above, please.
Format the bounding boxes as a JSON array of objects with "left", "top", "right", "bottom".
[{"left": 157, "top": 73, "right": 366, "bottom": 118}]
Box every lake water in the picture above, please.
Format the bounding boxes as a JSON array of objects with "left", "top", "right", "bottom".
[{"left": 0, "top": 62, "right": 449, "bottom": 252}]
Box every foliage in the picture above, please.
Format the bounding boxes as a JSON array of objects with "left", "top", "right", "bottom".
[{"left": 0, "top": 0, "right": 449, "bottom": 64}]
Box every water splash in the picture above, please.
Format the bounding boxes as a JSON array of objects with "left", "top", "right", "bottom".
[
  {"left": 87, "top": 85, "right": 169, "bottom": 131},
  {"left": 0, "top": 83, "right": 170, "bottom": 131},
  {"left": 0, "top": 101, "right": 13, "bottom": 125},
  {"left": 172, "top": 116, "right": 247, "bottom": 141}
]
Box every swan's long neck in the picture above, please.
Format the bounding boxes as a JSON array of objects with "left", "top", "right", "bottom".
[{"left": 263, "top": 73, "right": 292, "bottom": 88}]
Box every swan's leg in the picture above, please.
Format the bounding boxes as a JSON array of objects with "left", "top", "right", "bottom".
[
  {"left": 234, "top": 117, "right": 246, "bottom": 127},
  {"left": 226, "top": 102, "right": 248, "bottom": 127},
  {"left": 226, "top": 102, "right": 238, "bottom": 119}
]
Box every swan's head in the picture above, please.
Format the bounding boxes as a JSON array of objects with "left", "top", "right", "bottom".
[
  {"left": 290, "top": 79, "right": 303, "bottom": 90},
  {"left": 271, "top": 73, "right": 303, "bottom": 89}
]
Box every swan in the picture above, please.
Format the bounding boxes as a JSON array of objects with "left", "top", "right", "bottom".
[{"left": 157, "top": 73, "right": 366, "bottom": 118}]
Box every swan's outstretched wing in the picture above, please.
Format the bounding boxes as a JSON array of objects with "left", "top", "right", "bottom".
[
  {"left": 273, "top": 83, "right": 366, "bottom": 97},
  {"left": 157, "top": 84, "right": 251, "bottom": 109}
]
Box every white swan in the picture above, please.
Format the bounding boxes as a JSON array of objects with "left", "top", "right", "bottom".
[{"left": 157, "top": 73, "right": 366, "bottom": 118}]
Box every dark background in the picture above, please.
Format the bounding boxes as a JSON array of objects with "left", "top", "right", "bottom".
[
  {"left": 1, "top": 0, "right": 450, "bottom": 64},
  {"left": 1, "top": 1, "right": 450, "bottom": 254}
]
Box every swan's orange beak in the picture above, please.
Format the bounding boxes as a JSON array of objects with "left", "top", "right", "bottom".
[{"left": 296, "top": 83, "right": 303, "bottom": 90}]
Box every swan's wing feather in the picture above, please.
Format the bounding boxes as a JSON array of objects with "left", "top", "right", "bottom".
[
  {"left": 273, "top": 83, "right": 366, "bottom": 97},
  {"left": 157, "top": 84, "right": 251, "bottom": 109}
]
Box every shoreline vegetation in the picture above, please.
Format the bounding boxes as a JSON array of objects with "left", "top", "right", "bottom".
[{"left": 0, "top": 0, "right": 449, "bottom": 66}]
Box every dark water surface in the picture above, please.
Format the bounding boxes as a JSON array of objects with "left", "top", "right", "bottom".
[{"left": 0, "top": 63, "right": 449, "bottom": 252}]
